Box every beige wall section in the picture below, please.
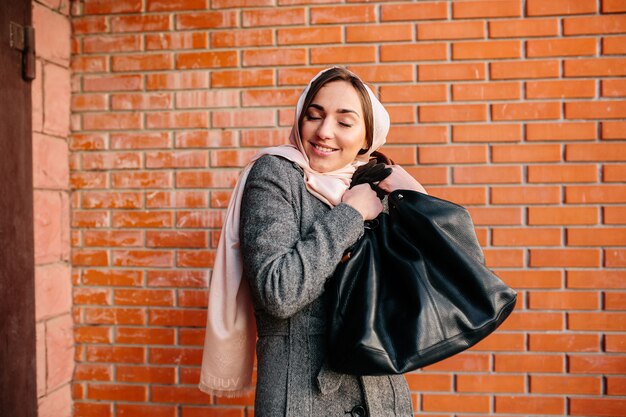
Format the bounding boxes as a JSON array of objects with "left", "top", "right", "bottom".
[{"left": 32, "top": 1, "right": 74, "bottom": 416}]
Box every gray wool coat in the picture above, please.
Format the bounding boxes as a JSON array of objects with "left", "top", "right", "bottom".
[{"left": 240, "top": 155, "right": 413, "bottom": 417}]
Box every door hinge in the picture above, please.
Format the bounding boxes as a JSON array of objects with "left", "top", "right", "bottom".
[{"left": 9, "top": 22, "right": 36, "bottom": 82}]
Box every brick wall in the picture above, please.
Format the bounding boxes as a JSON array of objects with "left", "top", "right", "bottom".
[
  {"left": 32, "top": 0, "right": 74, "bottom": 416},
  {"left": 69, "top": 0, "right": 626, "bottom": 416}
]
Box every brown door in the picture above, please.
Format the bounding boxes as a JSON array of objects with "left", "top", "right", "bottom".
[{"left": 0, "top": 0, "right": 38, "bottom": 416}]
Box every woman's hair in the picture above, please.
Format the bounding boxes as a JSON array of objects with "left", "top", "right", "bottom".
[{"left": 298, "top": 67, "right": 374, "bottom": 154}]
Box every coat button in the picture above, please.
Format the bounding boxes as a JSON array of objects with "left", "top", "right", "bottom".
[{"left": 350, "top": 405, "right": 367, "bottom": 416}]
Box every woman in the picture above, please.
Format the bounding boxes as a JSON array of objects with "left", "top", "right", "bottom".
[{"left": 200, "top": 67, "right": 425, "bottom": 416}]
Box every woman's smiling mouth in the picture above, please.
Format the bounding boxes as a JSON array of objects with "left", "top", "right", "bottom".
[{"left": 311, "top": 142, "right": 338, "bottom": 154}]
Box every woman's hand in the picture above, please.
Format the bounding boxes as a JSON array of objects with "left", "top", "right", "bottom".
[
  {"left": 342, "top": 183, "right": 383, "bottom": 221},
  {"left": 378, "top": 165, "right": 427, "bottom": 194}
]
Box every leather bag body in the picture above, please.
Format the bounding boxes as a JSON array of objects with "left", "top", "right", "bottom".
[{"left": 326, "top": 190, "right": 517, "bottom": 375}]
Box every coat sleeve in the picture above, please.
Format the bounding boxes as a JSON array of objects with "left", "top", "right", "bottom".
[{"left": 240, "top": 155, "right": 364, "bottom": 319}]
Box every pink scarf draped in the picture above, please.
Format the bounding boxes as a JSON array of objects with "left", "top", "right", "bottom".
[{"left": 199, "top": 67, "right": 390, "bottom": 397}]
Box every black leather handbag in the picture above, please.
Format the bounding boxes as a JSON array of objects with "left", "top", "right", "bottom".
[{"left": 326, "top": 189, "right": 517, "bottom": 375}]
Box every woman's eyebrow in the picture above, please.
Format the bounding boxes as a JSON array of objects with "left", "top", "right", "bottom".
[{"left": 308, "top": 103, "right": 360, "bottom": 117}]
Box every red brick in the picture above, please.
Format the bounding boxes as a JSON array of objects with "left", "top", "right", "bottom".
[
  {"left": 146, "top": 32, "right": 207, "bottom": 51},
  {"left": 212, "top": 109, "right": 275, "bottom": 128},
  {"left": 527, "top": 0, "right": 597, "bottom": 16},
  {"left": 489, "top": 18, "right": 558, "bottom": 38},
  {"left": 418, "top": 20, "right": 485, "bottom": 40},
  {"left": 495, "top": 353, "right": 564, "bottom": 373},
  {"left": 605, "top": 206, "right": 626, "bottom": 224},
  {"left": 493, "top": 144, "right": 561, "bottom": 163},
  {"left": 83, "top": 230, "right": 142, "bottom": 247},
  {"left": 527, "top": 80, "right": 596, "bottom": 99},
  {"left": 111, "top": 15, "right": 170, "bottom": 32},
  {"left": 69, "top": 133, "right": 107, "bottom": 151},
  {"left": 563, "top": 57, "right": 626, "bottom": 76},
  {"left": 425, "top": 353, "right": 491, "bottom": 372},
  {"left": 145, "top": 151, "right": 207, "bottom": 169},
  {"left": 567, "top": 143, "right": 626, "bottom": 161},
  {"left": 72, "top": 211, "right": 109, "bottom": 228},
  {"left": 492, "top": 101, "right": 561, "bottom": 120},
  {"left": 568, "top": 228, "right": 626, "bottom": 246},
  {"left": 177, "top": 171, "right": 239, "bottom": 188},
  {"left": 492, "top": 227, "right": 561, "bottom": 246},
  {"left": 382, "top": 43, "right": 449, "bottom": 63},
  {"left": 81, "top": 192, "right": 142, "bottom": 209},
  {"left": 149, "top": 309, "right": 206, "bottom": 327},
  {"left": 498, "top": 270, "right": 562, "bottom": 289},
  {"left": 381, "top": 84, "right": 447, "bottom": 103},
  {"left": 349, "top": 64, "right": 414, "bottom": 83},
  {"left": 427, "top": 187, "right": 487, "bottom": 205},
  {"left": 212, "top": 69, "right": 274, "bottom": 87},
  {"left": 114, "top": 289, "right": 174, "bottom": 306},
  {"left": 147, "top": 72, "right": 209, "bottom": 90},
  {"left": 419, "top": 145, "right": 487, "bottom": 164},
  {"left": 176, "top": 250, "right": 216, "bottom": 268},
  {"left": 179, "top": 328, "right": 205, "bottom": 345},
  {"left": 71, "top": 56, "right": 107, "bottom": 73},
  {"left": 528, "top": 165, "right": 598, "bottom": 183},
  {"left": 381, "top": 146, "right": 416, "bottom": 165},
  {"left": 607, "top": 376, "right": 626, "bottom": 395},
  {"left": 453, "top": 40, "right": 521, "bottom": 60},
  {"left": 112, "top": 53, "right": 172, "bottom": 71},
  {"left": 528, "top": 37, "right": 597, "bottom": 58},
  {"left": 111, "top": 211, "right": 173, "bottom": 228},
  {"left": 212, "top": 29, "right": 272, "bottom": 48},
  {"left": 88, "top": 384, "right": 146, "bottom": 402},
  {"left": 146, "top": 270, "right": 207, "bottom": 288},
  {"left": 420, "top": 104, "right": 487, "bottom": 122},
  {"left": 178, "top": 290, "right": 208, "bottom": 308},
  {"left": 277, "top": 27, "right": 341, "bottom": 46},
  {"left": 457, "top": 375, "right": 525, "bottom": 393},
  {"left": 117, "top": 404, "right": 176, "bottom": 417},
  {"left": 112, "top": 250, "right": 173, "bottom": 267},
  {"left": 606, "top": 292, "right": 626, "bottom": 310},
  {"left": 564, "top": 15, "right": 626, "bottom": 35},
  {"left": 277, "top": 67, "right": 326, "bottom": 86},
  {"left": 312, "top": 5, "right": 376, "bottom": 24},
  {"left": 381, "top": 2, "right": 448, "bottom": 21},
  {"left": 604, "top": 0, "right": 626, "bottom": 12},
  {"left": 602, "top": 121, "right": 626, "bottom": 139},
  {"left": 495, "top": 395, "right": 565, "bottom": 414},
  {"left": 83, "top": 113, "right": 142, "bottom": 131},
  {"left": 74, "top": 403, "right": 112, "bottom": 417},
  {"left": 150, "top": 347, "right": 202, "bottom": 365},
  {"left": 453, "top": 82, "right": 520, "bottom": 101},
  {"left": 606, "top": 249, "right": 626, "bottom": 267},
  {"left": 146, "top": 0, "right": 208, "bottom": 11},
  {"left": 419, "top": 63, "right": 485, "bottom": 81},
  {"left": 387, "top": 125, "right": 448, "bottom": 144},
  {"left": 571, "top": 398, "right": 626, "bottom": 417},
  {"left": 607, "top": 335, "right": 626, "bottom": 352},
  {"left": 110, "top": 93, "right": 172, "bottom": 110},
  {"left": 146, "top": 231, "right": 207, "bottom": 248},
  {"left": 423, "top": 394, "right": 490, "bottom": 413},
  {"left": 529, "top": 291, "right": 599, "bottom": 310},
  {"left": 453, "top": 0, "right": 521, "bottom": 18},
  {"left": 501, "top": 311, "right": 564, "bottom": 331},
  {"left": 347, "top": 24, "right": 413, "bottom": 43},
  {"left": 117, "top": 365, "right": 176, "bottom": 384},
  {"left": 111, "top": 172, "right": 172, "bottom": 189},
  {"left": 82, "top": 269, "right": 142, "bottom": 287},
  {"left": 567, "top": 101, "right": 626, "bottom": 120},
  {"left": 176, "top": 51, "right": 237, "bottom": 69},
  {"left": 74, "top": 364, "right": 112, "bottom": 382},
  {"left": 567, "top": 185, "right": 626, "bottom": 203},
  {"left": 529, "top": 334, "right": 600, "bottom": 352},
  {"left": 387, "top": 105, "right": 417, "bottom": 124},
  {"left": 530, "top": 249, "right": 601, "bottom": 267},
  {"left": 454, "top": 166, "right": 522, "bottom": 184},
  {"left": 84, "top": 307, "right": 145, "bottom": 325},
  {"left": 176, "top": 11, "right": 237, "bottom": 29},
  {"left": 213, "top": 0, "right": 271, "bottom": 6},
  {"left": 84, "top": 74, "right": 142, "bottom": 92},
  {"left": 146, "top": 112, "right": 209, "bottom": 129},
  {"left": 116, "top": 328, "right": 175, "bottom": 345},
  {"left": 243, "top": 7, "right": 305, "bottom": 27},
  {"left": 602, "top": 79, "right": 626, "bottom": 97},
  {"left": 603, "top": 35, "right": 626, "bottom": 54},
  {"left": 568, "top": 270, "right": 626, "bottom": 289},
  {"left": 244, "top": 48, "right": 306, "bottom": 66},
  {"left": 452, "top": 124, "right": 522, "bottom": 143},
  {"left": 404, "top": 373, "right": 452, "bottom": 392},
  {"left": 491, "top": 60, "right": 559, "bottom": 79},
  {"left": 73, "top": 16, "right": 108, "bottom": 35},
  {"left": 527, "top": 122, "right": 597, "bottom": 141},
  {"left": 311, "top": 45, "right": 376, "bottom": 64},
  {"left": 86, "top": 346, "right": 145, "bottom": 363},
  {"left": 83, "top": 0, "right": 142, "bottom": 14},
  {"left": 483, "top": 248, "right": 524, "bottom": 267},
  {"left": 569, "top": 353, "right": 626, "bottom": 373},
  {"left": 242, "top": 88, "right": 299, "bottom": 107}
]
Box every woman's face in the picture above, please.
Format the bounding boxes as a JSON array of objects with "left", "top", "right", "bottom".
[{"left": 300, "top": 80, "right": 367, "bottom": 173}]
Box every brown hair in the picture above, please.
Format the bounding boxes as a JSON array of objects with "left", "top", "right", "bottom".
[{"left": 298, "top": 67, "right": 374, "bottom": 154}]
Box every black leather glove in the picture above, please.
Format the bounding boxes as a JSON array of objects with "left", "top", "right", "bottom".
[{"left": 350, "top": 160, "right": 392, "bottom": 199}]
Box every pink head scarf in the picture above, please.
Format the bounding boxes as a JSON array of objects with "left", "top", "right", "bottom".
[{"left": 199, "top": 67, "right": 390, "bottom": 396}]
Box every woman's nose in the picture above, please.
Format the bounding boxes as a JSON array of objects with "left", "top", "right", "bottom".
[{"left": 316, "top": 118, "right": 334, "bottom": 139}]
